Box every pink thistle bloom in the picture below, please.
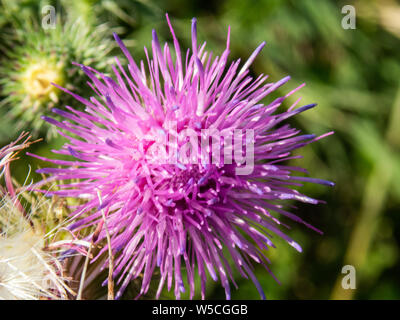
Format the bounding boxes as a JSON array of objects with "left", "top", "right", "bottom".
[{"left": 30, "top": 15, "right": 333, "bottom": 299}]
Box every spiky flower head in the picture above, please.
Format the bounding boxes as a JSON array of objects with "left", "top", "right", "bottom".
[
  {"left": 32, "top": 15, "right": 334, "bottom": 299},
  {"left": 0, "top": 17, "right": 114, "bottom": 138}
]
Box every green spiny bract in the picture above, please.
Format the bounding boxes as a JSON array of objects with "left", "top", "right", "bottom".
[{"left": 0, "top": 17, "right": 114, "bottom": 139}]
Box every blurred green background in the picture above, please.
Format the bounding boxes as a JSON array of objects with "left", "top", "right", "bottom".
[{"left": 0, "top": 0, "right": 399, "bottom": 299}]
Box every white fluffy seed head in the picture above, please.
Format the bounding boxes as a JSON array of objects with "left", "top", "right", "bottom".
[{"left": 0, "top": 196, "right": 70, "bottom": 300}]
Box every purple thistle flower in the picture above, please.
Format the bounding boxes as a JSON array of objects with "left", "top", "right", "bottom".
[{"left": 30, "top": 14, "right": 334, "bottom": 299}]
